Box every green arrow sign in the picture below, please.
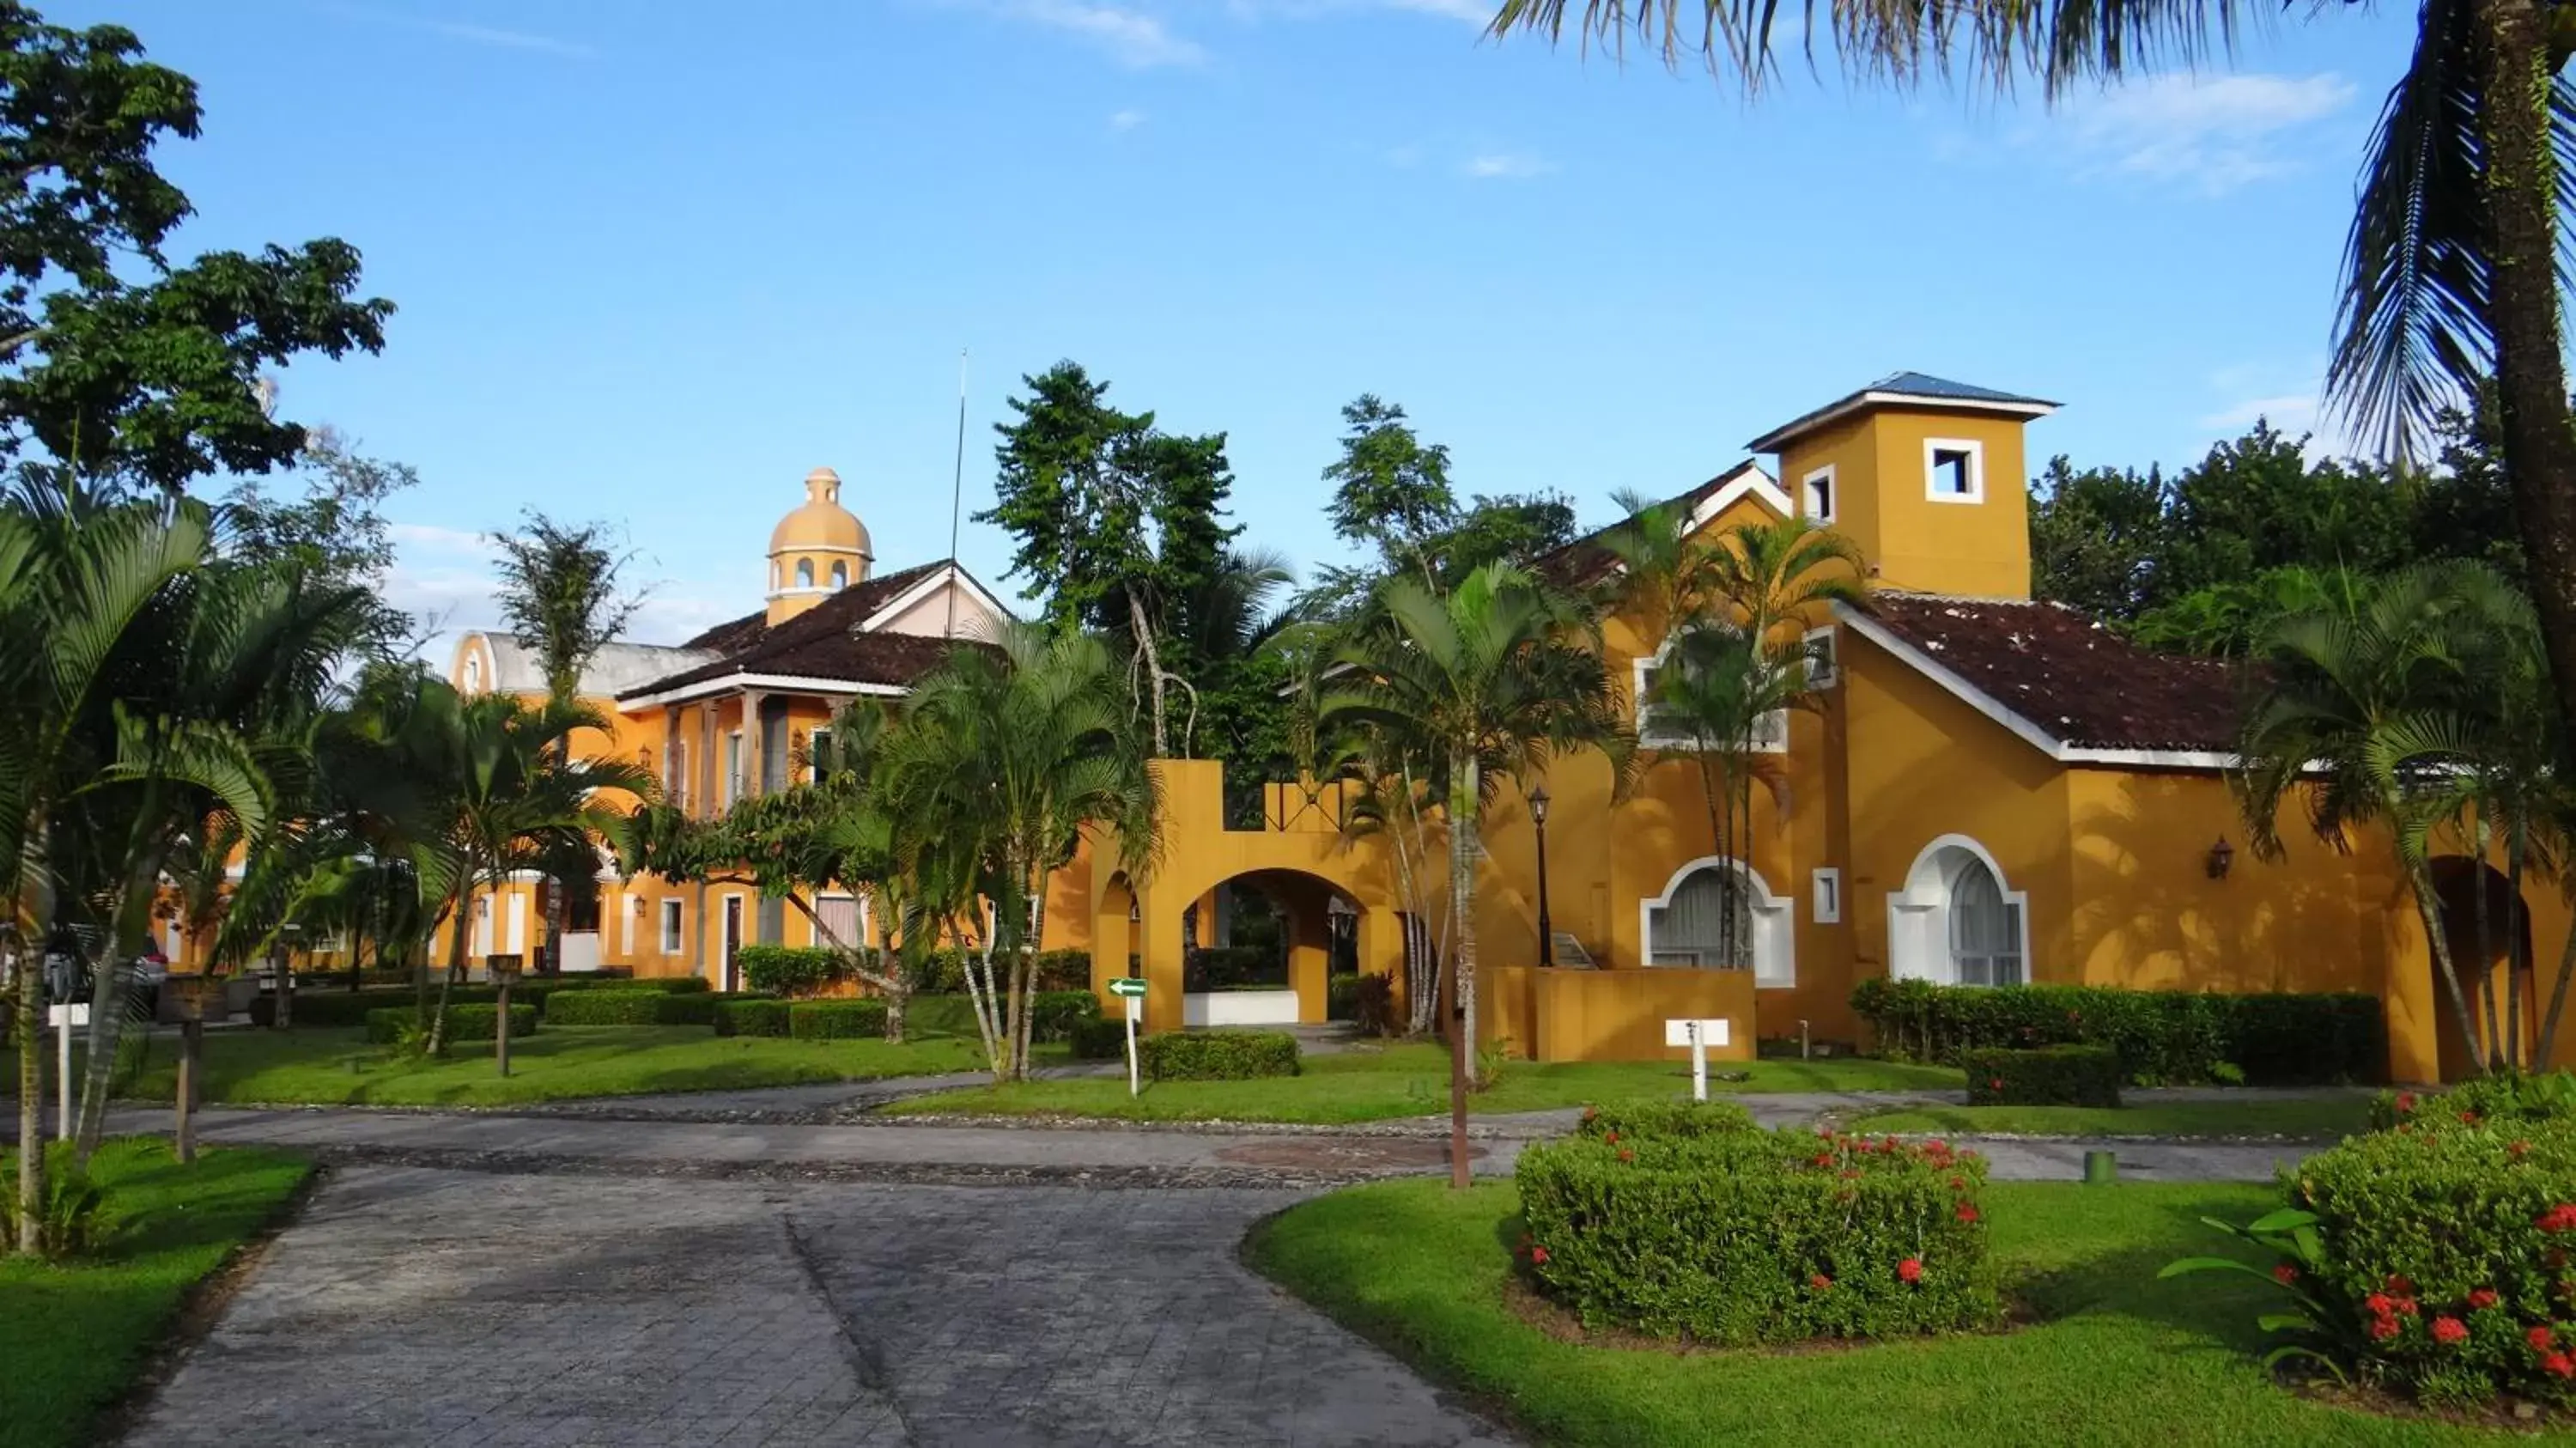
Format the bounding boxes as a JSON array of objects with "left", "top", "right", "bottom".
[{"left": 1109, "top": 977, "right": 1147, "bottom": 998}]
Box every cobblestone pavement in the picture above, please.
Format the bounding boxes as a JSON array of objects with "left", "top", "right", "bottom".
[{"left": 120, "top": 1166, "right": 1514, "bottom": 1448}]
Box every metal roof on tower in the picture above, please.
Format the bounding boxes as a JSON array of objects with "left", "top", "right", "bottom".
[{"left": 1746, "top": 373, "right": 2059, "bottom": 453}]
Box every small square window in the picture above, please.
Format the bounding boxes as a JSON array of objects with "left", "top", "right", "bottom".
[
  {"left": 1804, "top": 627, "right": 1838, "bottom": 690},
  {"left": 1802, "top": 465, "right": 1836, "bottom": 524},
  {"left": 1812, "top": 868, "right": 1843, "bottom": 924},
  {"left": 1926, "top": 439, "right": 1984, "bottom": 502}
]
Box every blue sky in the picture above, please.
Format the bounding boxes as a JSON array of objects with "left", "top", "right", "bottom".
[{"left": 75, "top": 0, "right": 2422, "bottom": 652}]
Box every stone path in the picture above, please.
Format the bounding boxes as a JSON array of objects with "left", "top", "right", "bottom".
[{"left": 122, "top": 1167, "right": 1512, "bottom": 1447}]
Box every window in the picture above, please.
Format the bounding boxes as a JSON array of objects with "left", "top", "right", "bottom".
[
  {"left": 1802, "top": 465, "right": 1836, "bottom": 524},
  {"left": 1641, "top": 857, "right": 1795, "bottom": 986},
  {"left": 769, "top": 561, "right": 781, "bottom": 591},
  {"left": 1633, "top": 631, "right": 1789, "bottom": 753},
  {"left": 809, "top": 726, "right": 832, "bottom": 783},
  {"left": 1888, "top": 836, "right": 2028, "bottom": 987},
  {"left": 1804, "top": 626, "right": 1838, "bottom": 690},
  {"left": 1812, "top": 867, "right": 1843, "bottom": 924},
  {"left": 659, "top": 900, "right": 683, "bottom": 955},
  {"left": 669, "top": 739, "right": 689, "bottom": 812},
  {"left": 829, "top": 561, "right": 848, "bottom": 589},
  {"left": 1926, "top": 438, "right": 1984, "bottom": 502},
  {"left": 463, "top": 654, "right": 482, "bottom": 693},
  {"left": 724, "top": 730, "right": 743, "bottom": 807},
  {"left": 1948, "top": 856, "right": 2023, "bottom": 986},
  {"left": 795, "top": 558, "right": 815, "bottom": 587},
  {"left": 816, "top": 892, "right": 860, "bottom": 950},
  {"left": 623, "top": 896, "right": 641, "bottom": 956}
]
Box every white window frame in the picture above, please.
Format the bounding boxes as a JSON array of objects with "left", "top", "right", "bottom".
[
  {"left": 1801, "top": 464, "right": 1837, "bottom": 524},
  {"left": 809, "top": 726, "right": 832, "bottom": 784},
  {"left": 1925, "top": 438, "right": 1985, "bottom": 504},
  {"left": 659, "top": 899, "right": 683, "bottom": 956},
  {"left": 623, "top": 896, "right": 641, "bottom": 956},
  {"left": 724, "top": 729, "right": 743, "bottom": 808},
  {"left": 1803, "top": 625, "right": 1838, "bottom": 690},
  {"left": 1632, "top": 635, "right": 1789, "bottom": 754},
  {"left": 1886, "top": 834, "right": 2031, "bottom": 987},
  {"left": 1638, "top": 855, "right": 1795, "bottom": 988},
  {"left": 1811, "top": 867, "right": 1843, "bottom": 924},
  {"left": 815, "top": 891, "right": 866, "bottom": 951}
]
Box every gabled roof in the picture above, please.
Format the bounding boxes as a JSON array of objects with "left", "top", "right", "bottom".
[
  {"left": 618, "top": 560, "right": 1002, "bottom": 709},
  {"left": 475, "top": 637, "right": 721, "bottom": 697},
  {"left": 1837, "top": 593, "right": 2246, "bottom": 769},
  {"left": 1747, "top": 372, "right": 2059, "bottom": 454},
  {"left": 1535, "top": 459, "right": 1787, "bottom": 590}
]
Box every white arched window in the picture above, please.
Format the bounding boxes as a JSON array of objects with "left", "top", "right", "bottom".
[
  {"left": 829, "top": 560, "right": 848, "bottom": 589},
  {"left": 1640, "top": 856, "right": 1794, "bottom": 987},
  {"left": 463, "top": 654, "right": 483, "bottom": 694},
  {"left": 795, "top": 558, "right": 814, "bottom": 587},
  {"left": 1888, "top": 836, "right": 2028, "bottom": 987}
]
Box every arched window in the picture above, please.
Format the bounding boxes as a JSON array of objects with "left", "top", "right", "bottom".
[
  {"left": 795, "top": 558, "right": 814, "bottom": 587},
  {"left": 463, "top": 654, "right": 482, "bottom": 693},
  {"left": 829, "top": 561, "right": 848, "bottom": 589},
  {"left": 1641, "top": 857, "right": 1794, "bottom": 985},
  {"left": 1889, "top": 837, "right": 2028, "bottom": 987}
]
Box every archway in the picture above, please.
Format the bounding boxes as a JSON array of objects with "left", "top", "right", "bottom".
[
  {"left": 2427, "top": 857, "right": 2534, "bottom": 1083},
  {"left": 1176, "top": 868, "right": 1365, "bottom": 1027},
  {"left": 1888, "top": 835, "right": 2030, "bottom": 988}
]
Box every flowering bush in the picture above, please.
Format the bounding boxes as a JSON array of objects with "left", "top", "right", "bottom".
[
  {"left": 2365, "top": 1071, "right": 2576, "bottom": 1134},
  {"left": 1516, "top": 1121, "right": 1997, "bottom": 1346},
  {"left": 2169, "top": 1110, "right": 2576, "bottom": 1408},
  {"left": 1574, "top": 1099, "right": 1756, "bottom": 1141}
]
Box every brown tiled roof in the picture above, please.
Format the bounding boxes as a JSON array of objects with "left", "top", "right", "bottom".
[
  {"left": 622, "top": 562, "right": 977, "bottom": 700},
  {"left": 1535, "top": 462, "right": 1775, "bottom": 590},
  {"left": 1856, "top": 593, "right": 2246, "bottom": 755}
]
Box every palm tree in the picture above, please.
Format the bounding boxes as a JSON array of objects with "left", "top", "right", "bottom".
[
  {"left": 1322, "top": 563, "right": 1631, "bottom": 1188},
  {"left": 875, "top": 625, "right": 1159, "bottom": 1080},
  {"left": 1489, "top": 0, "right": 2576, "bottom": 777},
  {"left": 490, "top": 513, "right": 641, "bottom": 976}
]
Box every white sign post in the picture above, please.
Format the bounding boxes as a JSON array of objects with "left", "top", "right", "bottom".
[
  {"left": 48, "top": 1001, "right": 88, "bottom": 1141},
  {"left": 1109, "top": 977, "right": 1148, "bottom": 1097},
  {"left": 1664, "top": 1017, "right": 1731, "bottom": 1103}
]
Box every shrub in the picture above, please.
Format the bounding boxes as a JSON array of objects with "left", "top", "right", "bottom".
[
  {"left": 2368, "top": 1071, "right": 2576, "bottom": 1133},
  {"left": 295, "top": 988, "right": 483, "bottom": 1028},
  {"left": 1517, "top": 1124, "right": 1996, "bottom": 1346},
  {"left": 365, "top": 1003, "right": 535, "bottom": 1046},
  {"left": 1138, "top": 1030, "right": 1299, "bottom": 1081},
  {"left": 1962, "top": 1044, "right": 2122, "bottom": 1107},
  {"left": 1029, "top": 989, "right": 1101, "bottom": 1043},
  {"left": 1069, "top": 1015, "right": 1128, "bottom": 1061},
  {"left": 788, "top": 1000, "right": 890, "bottom": 1039},
  {"left": 735, "top": 946, "right": 842, "bottom": 998},
  {"left": 2169, "top": 1118, "right": 2576, "bottom": 1407},
  {"left": 711, "top": 997, "right": 791, "bottom": 1037},
  {"left": 909, "top": 948, "right": 1091, "bottom": 995},
  {"left": 1850, "top": 978, "right": 2382, "bottom": 1086},
  {"left": 1347, "top": 972, "right": 1398, "bottom": 1037},
  {"left": 543, "top": 989, "right": 717, "bottom": 1027},
  {"left": 0, "top": 1143, "right": 111, "bottom": 1256},
  {"left": 1577, "top": 1099, "right": 1757, "bottom": 1141},
  {"left": 1184, "top": 946, "right": 1282, "bottom": 992}
]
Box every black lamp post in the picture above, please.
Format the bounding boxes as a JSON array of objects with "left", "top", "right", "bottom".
[{"left": 1530, "top": 784, "right": 1554, "bottom": 968}]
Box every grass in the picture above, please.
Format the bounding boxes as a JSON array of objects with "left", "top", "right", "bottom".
[
  {"left": 9, "top": 1024, "right": 1038, "bottom": 1109},
  {"left": 1246, "top": 1177, "right": 2571, "bottom": 1447},
  {"left": 0, "top": 1139, "right": 309, "bottom": 1448},
  {"left": 880, "top": 1042, "right": 1961, "bottom": 1124},
  {"left": 1847, "top": 1098, "right": 2375, "bottom": 1141}
]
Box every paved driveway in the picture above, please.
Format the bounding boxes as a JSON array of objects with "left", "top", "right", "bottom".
[{"left": 121, "top": 1166, "right": 1512, "bottom": 1448}]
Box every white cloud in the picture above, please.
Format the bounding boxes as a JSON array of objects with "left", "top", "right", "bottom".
[
  {"left": 2056, "top": 72, "right": 2357, "bottom": 196},
  {"left": 2202, "top": 392, "right": 2319, "bottom": 432},
  {"left": 386, "top": 520, "right": 497, "bottom": 557},
  {"left": 1462, "top": 151, "right": 1552, "bottom": 179},
  {"left": 325, "top": 6, "right": 597, "bottom": 60},
  {"left": 996, "top": 0, "right": 1206, "bottom": 67},
  {"left": 1109, "top": 107, "right": 1148, "bottom": 131}
]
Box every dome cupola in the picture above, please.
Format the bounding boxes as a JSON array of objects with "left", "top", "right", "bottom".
[{"left": 765, "top": 467, "right": 873, "bottom": 624}]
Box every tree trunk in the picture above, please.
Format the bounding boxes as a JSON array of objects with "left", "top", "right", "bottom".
[
  {"left": 2419, "top": 873, "right": 2488, "bottom": 1075},
  {"left": 428, "top": 862, "right": 474, "bottom": 1056},
  {"left": 2508, "top": 830, "right": 2527, "bottom": 1069},
  {"left": 495, "top": 972, "right": 513, "bottom": 1077},
  {"left": 273, "top": 930, "right": 295, "bottom": 1031},
  {"left": 2479, "top": 0, "right": 2576, "bottom": 794},
  {"left": 77, "top": 845, "right": 168, "bottom": 1159},
  {"left": 1127, "top": 593, "right": 1170, "bottom": 757},
  {"left": 1447, "top": 751, "right": 1479, "bottom": 1189},
  {"left": 13, "top": 927, "right": 43, "bottom": 1256},
  {"left": 2476, "top": 826, "right": 2501, "bottom": 1067}
]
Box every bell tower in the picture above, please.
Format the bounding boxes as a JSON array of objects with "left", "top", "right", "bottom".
[{"left": 765, "top": 467, "right": 874, "bottom": 625}]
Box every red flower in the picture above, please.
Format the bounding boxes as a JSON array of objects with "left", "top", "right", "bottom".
[
  {"left": 1880, "top": 1136, "right": 1899, "bottom": 1153},
  {"left": 1841, "top": 1169, "right": 1862, "bottom": 1179},
  {"left": 1949, "top": 1174, "right": 1967, "bottom": 1190},
  {"left": 1529, "top": 1245, "right": 1550, "bottom": 1265},
  {"left": 2461, "top": 1110, "right": 2483, "bottom": 1126},
  {"left": 2550, "top": 1354, "right": 2576, "bottom": 1380},
  {"left": 2395, "top": 1299, "right": 2420, "bottom": 1317},
  {"left": 2531, "top": 1325, "right": 2559, "bottom": 1351},
  {"left": 2470, "top": 1288, "right": 2500, "bottom": 1310},
  {"left": 2433, "top": 1316, "right": 2470, "bottom": 1344},
  {"left": 2396, "top": 1092, "right": 2418, "bottom": 1113},
  {"left": 1956, "top": 1202, "right": 1981, "bottom": 1224},
  {"left": 2368, "top": 1316, "right": 2402, "bottom": 1342},
  {"left": 2389, "top": 1275, "right": 2417, "bottom": 1296},
  {"left": 2271, "top": 1263, "right": 2300, "bottom": 1285},
  {"left": 1898, "top": 1257, "right": 1924, "bottom": 1284},
  {"left": 1583, "top": 1106, "right": 1599, "bottom": 1121},
  {"left": 1989, "top": 1078, "right": 2005, "bottom": 1092},
  {"left": 2512, "top": 1140, "right": 2533, "bottom": 1159},
  {"left": 2538, "top": 1205, "right": 2576, "bottom": 1234},
  {"left": 1617, "top": 1148, "right": 1635, "bottom": 1164},
  {"left": 1813, "top": 1153, "right": 1833, "bottom": 1167},
  {"left": 2366, "top": 1293, "right": 2395, "bottom": 1316},
  {"left": 1927, "top": 1139, "right": 1950, "bottom": 1153},
  {"left": 1604, "top": 1130, "right": 1619, "bottom": 1144},
  {"left": 1810, "top": 1273, "right": 1832, "bottom": 1290}
]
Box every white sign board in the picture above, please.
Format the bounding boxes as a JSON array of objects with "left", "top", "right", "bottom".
[
  {"left": 1662, "top": 1018, "right": 1730, "bottom": 1048},
  {"left": 1123, "top": 992, "right": 1143, "bottom": 1024}
]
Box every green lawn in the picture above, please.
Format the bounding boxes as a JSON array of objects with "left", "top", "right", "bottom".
[
  {"left": 881, "top": 1043, "right": 1960, "bottom": 1124},
  {"left": 1247, "top": 1177, "right": 2566, "bottom": 1447},
  {"left": 0, "top": 1140, "right": 309, "bottom": 1448},
  {"left": 1847, "top": 1098, "right": 2374, "bottom": 1141},
  {"left": 9, "top": 1025, "right": 1029, "bottom": 1109}
]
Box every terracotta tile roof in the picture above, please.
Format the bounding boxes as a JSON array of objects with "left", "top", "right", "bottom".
[
  {"left": 1855, "top": 593, "right": 2246, "bottom": 755},
  {"left": 621, "top": 562, "right": 975, "bottom": 700}
]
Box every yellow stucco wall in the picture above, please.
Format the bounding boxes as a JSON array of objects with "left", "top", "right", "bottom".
[{"left": 1777, "top": 408, "right": 2032, "bottom": 599}]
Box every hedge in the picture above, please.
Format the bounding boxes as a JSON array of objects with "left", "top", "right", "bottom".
[
  {"left": 789, "top": 1000, "right": 890, "bottom": 1039},
  {"left": 1138, "top": 1031, "right": 1299, "bottom": 1081},
  {"left": 712, "top": 997, "right": 792, "bottom": 1037},
  {"left": 1577, "top": 1099, "right": 1758, "bottom": 1141},
  {"left": 735, "top": 946, "right": 841, "bottom": 997},
  {"left": 1849, "top": 978, "right": 2383, "bottom": 1085},
  {"left": 290, "top": 974, "right": 710, "bottom": 1028},
  {"left": 543, "top": 989, "right": 718, "bottom": 1027},
  {"left": 1962, "top": 1044, "right": 2122, "bottom": 1107},
  {"left": 1069, "top": 1015, "right": 1127, "bottom": 1061},
  {"left": 363, "top": 1003, "right": 536, "bottom": 1046},
  {"left": 910, "top": 949, "right": 1091, "bottom": 995},
  {"left": 1183, "top": 945, "right": 1282, "bottom": 992},
  {"left": 1517, "top": 1118, "right": 1997, "bottom": 1346}
]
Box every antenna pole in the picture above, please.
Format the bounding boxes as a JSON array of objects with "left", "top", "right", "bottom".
[{"left": 945, "top": 349, "right": 967, "bottom": 640}]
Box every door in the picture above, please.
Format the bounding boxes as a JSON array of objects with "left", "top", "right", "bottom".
[{"left": 722, "top": 896, "right": 744, "bottom": 993}]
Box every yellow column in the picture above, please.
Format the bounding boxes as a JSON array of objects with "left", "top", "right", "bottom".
[
  {"left": 741, "top": 689, "right": 766, "bottom": 799},
  {"left": 1288, "top": 901, "right": 1328, "bottom": 1025},
  {"left": 1140, "top": 882, "right": 1187, "bottom": 1033}
]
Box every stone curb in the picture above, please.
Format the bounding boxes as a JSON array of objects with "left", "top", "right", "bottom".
[{"left": 291, "top": 1142, "right": 1449, "bottom": 1191}]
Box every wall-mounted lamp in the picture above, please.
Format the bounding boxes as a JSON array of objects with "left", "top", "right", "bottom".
[{"left": 2206, "top": 835, "right": 2235, "bottom": 880}]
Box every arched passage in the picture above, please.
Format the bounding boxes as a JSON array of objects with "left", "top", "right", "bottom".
[
  {"left": 1176, "top": 868, "right": 1365, "bottom": 1027},
  {"left": 2427, "top": 856, "right": 2535, "bottom": 1083}
]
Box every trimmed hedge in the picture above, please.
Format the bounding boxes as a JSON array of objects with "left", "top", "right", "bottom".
[
  {"left": 1138, "top": 1030, "right": 1299, "bottom": 1081},
  {"left": 1962, "top": 1044, "right": 2122, "bottom": 1107},
  {"left": 736, "top": 945, "right": 841, "bottom": 997},
  {"left": 1184, "top": 945, "right": 1282, "bottom": 992},
  {"left": 1069, "top": 1015, "right": 1128, "bottom": 1061},
  {"left": 292, "top": 974, "right": 710, "bottom": 1029},
  {"left": 2368, "top": 1071, "right": 2576, "bottom": 1133},
  {"left": 1850, "top": 978, "right": 2383, "bottom": 1085},
  {"left": 712, "top": 997, "right": 792, "bottom": 1038},
  {"left": 1029, "top": 989, "right": 1101, "bottom": 1043},
  {"left": 1577, "top": 1099, "right": 1758, "bottom": 1141},
  {"left": 364, "top": 1003, "right": 535, "bottom": 1046},
  {"left": 911, "top": 948, "right": 1091, "bottom": 995},
  {"left": 1517, "top": 1118, "right": 1997, "bottom": 1346},
  {"left": 543, "top": 988, "right": 717, "bottom": 1027},
  {"left": 789, "top": 1000, "right": 890, "bottom": 1039}
]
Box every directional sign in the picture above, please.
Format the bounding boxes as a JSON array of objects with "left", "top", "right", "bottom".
[{"left": 1108, "top": 977, "right": 1148, "bottom": 998}]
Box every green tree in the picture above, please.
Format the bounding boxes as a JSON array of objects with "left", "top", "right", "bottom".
[
  {"left": 2028, "top": 456, "right": 2168, "bottom": 620},
  {"left": 1322, "top": 564, "right": 1630, "bottom": 1187},
  {"left": 2158, "top": 422, "right": 2412, "bottom": 603},
  {"left": 220, "top": 429, "right": 417, "bottom": 655},
  {"left": 1325, "top": 394, "right": 1457, "bottom": 587}
]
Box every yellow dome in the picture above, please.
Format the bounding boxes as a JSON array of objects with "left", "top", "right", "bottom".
[{"left": 768, "top": 467, "right": 873, "bottom": 561}]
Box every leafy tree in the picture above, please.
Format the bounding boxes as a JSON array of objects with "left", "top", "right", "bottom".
[
  {"left": 0, "top": 4, "right": 390, "bottom": 494},
  {"left": 2028, "top": 457, "right": 2168, "bottom": 619},
  {"left": 221, "top": 428, "right": 417, "bottom": 654},
  {"left": 2130, "top": 565, "right": 2368, "bottom": 658},
  {"left": 2159, "top": 422, "right": 2413, "bottom": 602},
  {"left": 1325, "top": 394, "right": 1457, "bottom": 587}
]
